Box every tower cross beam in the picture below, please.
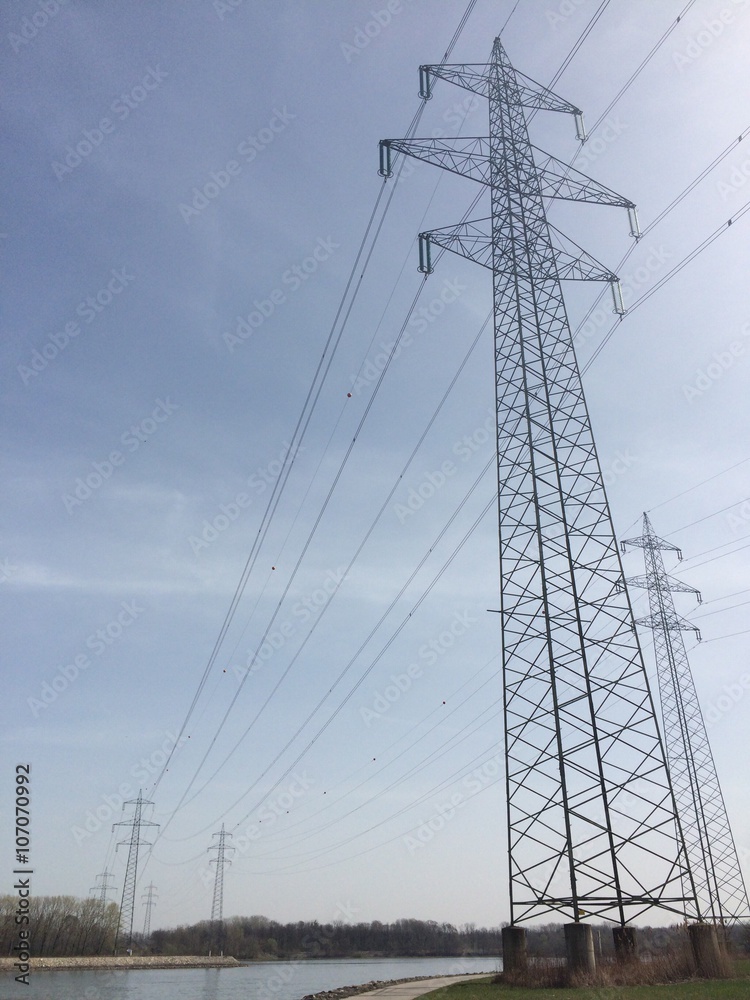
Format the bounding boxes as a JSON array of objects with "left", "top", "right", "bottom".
[{"left": 380, "top": 137, "right": 634, "bottom": 210}]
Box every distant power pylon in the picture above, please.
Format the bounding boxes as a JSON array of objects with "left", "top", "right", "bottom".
[
  {"left": 623, "top": 513, "right": 750, "bottom": 924},
  {"left": 208, "top": 824, "right": 233, "bottom": 925},
  {"left": 141, "top": 882, "right": 158, "bottom": 938},
  {"left": 90, "top": 868, "right": 117, "bottom": 906},
  {"left": 113, "top": 791, "right": 159, "bottom": 952},
  {"left": 379, "top": 36, "right": 695, "bottom": 948}
]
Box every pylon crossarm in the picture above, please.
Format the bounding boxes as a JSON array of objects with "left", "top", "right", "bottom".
[
  {"left": 380, "top": 137, "right": 634, "bottom": 217},
  {"left": 552, "top": 246, "right": 617, "bottom": 285},
  {"left": 623, "top": 535, "right": 682, "bottom": 556},
  {"left": 532, "top": 147, "right": 634, "bottom": 208},
  {"left": 417, "top": 219, "right": 623, "bottom": 299},
  {"left": 635, "top": 612, "right": 701, "bottom": 636},
  {"left": 421, "top": 61, "right": 584, "bottom": 126},
  {"left": 419, "top": 63, "right": 494, "bottom": 100},
  {"left": 664, "top": 574, "right": 702, "bottom": 600},
  {"left": 380, "top": 136, "right": 491, "bottom": 183},
  {"left": 418, "top": 222, "right": 495, "bottom": 270}
]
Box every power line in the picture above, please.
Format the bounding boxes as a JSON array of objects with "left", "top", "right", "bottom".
[
  {"left": 574, "top": 122, "right": 750, "bottom": 368},
  {"left": 668, "top": 497, "right": 750, "bottom": 535},
  {"left": 153, "top": 0, "right": 646, "bottom": 844},
  {"left": 168, "top": 310, "right": 494, "bottom": 825},
  {"left": 150, "top": 0, "right": 483, "bottom": 806},
  {"left": 586, "top": 1, "right": 699, "bottom": 137},
  {"left": 647, "top": 456, "right": 750, "bottom": 517},
  {"left": 581, "top": 196, "right": 750, "bottom": 374},
  {"left": 229, "top": 487, "right": 496, "bottom": 835}
]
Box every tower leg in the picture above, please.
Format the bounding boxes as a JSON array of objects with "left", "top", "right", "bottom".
[
  {"left": 501, "top": 925, "right": 527, "bottom": 974},
  {"left": 565, "top": 923, "right": 596, "bottom": 975},
  {"left": 613, "top": 925, "right": 638, "bottom": 962},
  {"left": 688, "top": 923, "right": 729, "bottom": 978}
]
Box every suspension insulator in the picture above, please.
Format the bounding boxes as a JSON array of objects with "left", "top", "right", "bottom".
[
  {"left": 610, "top": 279, "right": 625, "bottom": 316},
  {"left": 378, "top": 141, "right": 392, "bottom": 178},
  {"left": 419, "top": 65, "right": 433, "bottom": 101},
  {"left": 627, "top": 205, "right": 642, "bottom": 240},
  {"left": 574, "top": 112, "right": 587, "bottom": 143},
  {"left": 418, "top": 233, "right": 433, "bottom": 275}
]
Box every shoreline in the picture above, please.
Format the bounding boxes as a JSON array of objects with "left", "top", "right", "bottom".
[
  {"left": 301, "top": 972, "right": 493, "bottom": 1000},
  {"left": 0, "top": 955, "right": 241, "bottom": 973}
]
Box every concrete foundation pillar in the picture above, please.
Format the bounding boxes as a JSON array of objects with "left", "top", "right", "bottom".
[
  {"left": 689, "top": 923, "right": 728, "bottom": 978},
  {"left": 501, "top": 925, "right": 528, "bottom": 974},
  {"left": 565, "top": 922, "right": 596, "bottom": 975},
  {"left": 613, "top": 925, "right": 638, "bottom": 962}
]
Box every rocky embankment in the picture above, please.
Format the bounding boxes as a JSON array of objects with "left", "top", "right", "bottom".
[
  {"left": 0, "top": 954, "right": 240, "bottom": 972},
  {"left": 301, "top": 973, "right": 477, "bottom": 1000}
]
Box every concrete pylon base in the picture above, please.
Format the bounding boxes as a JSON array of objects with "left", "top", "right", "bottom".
[
  {"left": 689, "top": 923, "right": 728, "bottom": 978},
  {"left": 613, "top": 925, "right": 638, "bottom": 962},
  {"left": 501, "top": 925, "right": 528, "bottom": 974},
  {"left": 564, "top": 922, "right": 596, "bottom": 975}
]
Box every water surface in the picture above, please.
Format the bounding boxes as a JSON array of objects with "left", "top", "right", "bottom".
[{"left": 2, "top": 954, "right": 500, "bottom": 1000}]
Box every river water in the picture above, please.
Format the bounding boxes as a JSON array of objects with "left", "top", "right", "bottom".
[{"left": 1, "top": 955, "right": 500, "bottom": 1000}]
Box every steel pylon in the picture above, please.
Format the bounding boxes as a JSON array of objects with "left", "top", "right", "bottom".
[
  {"left": 141, "top": 882, "right": 158, "bottom": 937},
  {"left": 112, "top": 791, "right": 159, "bottom": 952},
  {"left": 208, "top": 824, "right": 234, "bottom": 951},
  {"left": 379, "top": 37, "right": 695, "bottom": 926},
  {"left": 623, "top": 513, "right": 750, "bottom": 924},
  {"left": 90, "top": 868, "right": 117, "bottom": 906}
]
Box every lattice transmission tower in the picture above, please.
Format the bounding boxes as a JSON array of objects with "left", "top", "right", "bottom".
[
  {"left": 90, "top": 868, "right": 117, "bottom": 906},
  {"left": 141, "top": 882, "right": 158, "bottom": 937},
  {"left": 208, "top": 824, "right": 234, "bottom": 952},
  {"left": 623, "top": 513, "right": 750, "bottom": 924},
  {"left": 379, "top": 37, "right": 696, "bottom": 934},
  {"left": 113, "top": 791, "right": 159, "bottom": 952}
]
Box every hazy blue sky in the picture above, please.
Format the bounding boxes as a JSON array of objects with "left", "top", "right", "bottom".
[{"left": 3, "top": 0, "right": 750, "bottom": 936}]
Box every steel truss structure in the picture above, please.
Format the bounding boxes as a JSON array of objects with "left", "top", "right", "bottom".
[
  {"left": 90, "top": 868, "right": 116, "bottom": 906},
  {"left": 208, "top": 824, "right": 234, "bottom": 934},
  {"left": 141, "top": 882, "right": 158, "bottom": 938},
  {"left": 379, "top": 37, "right": 696, "bottom": 926},
  {"left": 623, "top": 514, "right": 750, "bottom": 924},
  {"left": 113, "top": 791, "right": 159, "bottom": 951}
]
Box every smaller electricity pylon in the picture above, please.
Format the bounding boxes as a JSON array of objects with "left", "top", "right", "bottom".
[
  {"left": 141, "top": 882, "right": 158, "bottom": 938},
  {"left": 623, "top": 514, "right": 750, "bottom": 925},
  {"left": 208, "top": 825, "right": 233, "bottom": 954},
  {"left": 90, "top": 869, "right": 117, "bottom": 906},
  {"left": 113, "top": 791, "right": 159, "bottom": 953}
]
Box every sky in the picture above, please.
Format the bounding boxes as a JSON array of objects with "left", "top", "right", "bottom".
[{"left": 2, "top": 0, "right": 750, "bottom": 938}]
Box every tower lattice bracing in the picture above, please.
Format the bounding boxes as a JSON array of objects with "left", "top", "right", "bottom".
[
  {"left": 623, "top": 513, "right": 750, "bottom": 924},
  {"left": 90, "top": 868, "right": 116, "bottom": 906},
  {"left": 208, "top": 824, "right": 234, "bottom": 934},
  {"left": 379, "top": 37, "right": 696, "bottom": 926},
  {"left": 141, "top": 882, "right": 158, "bottom": 938},
  {"left": 113, "top": 791, "right": 159, "bottom": 952}
]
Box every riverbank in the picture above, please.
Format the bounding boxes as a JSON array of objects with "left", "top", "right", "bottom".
[
  {"left": 0, "top": 954, "right": 240, "bottom": 972},
  {"left": 302, "top": 972, "right": 492, "bottom": 1000}
]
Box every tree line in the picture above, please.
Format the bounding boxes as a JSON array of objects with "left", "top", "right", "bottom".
[
  {"left": 0, "top": 896, "right": 119, "bottom": 956},
  {"left": 150, "top": 916, "right": 502, "bottom": 959},
  {"left": 3, "top": 899, "right": 747, "bottom": 959},
  {"left": 139, "top": 915, "right": 750, "bottom": 961}
]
